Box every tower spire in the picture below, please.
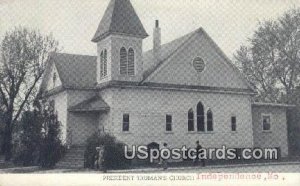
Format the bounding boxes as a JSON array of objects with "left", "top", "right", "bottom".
[{"left": 92, "top": 0, "right": 148, "bottom": 42}]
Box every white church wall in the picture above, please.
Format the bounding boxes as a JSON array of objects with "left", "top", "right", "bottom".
[
  {"left": 98, "top": 89, "right": 113, "bottom": 133},
  {"left": 49, "top": 91, "right": 68, "bottom": 144},
  {"left": 252, "top": 105, "right": 289, "bottom": 157},
  {"left": 106, "top": 87, "right": 254, "bottom": 150}
]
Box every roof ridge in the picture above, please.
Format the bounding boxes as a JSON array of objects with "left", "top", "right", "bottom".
[
  {"left": 108, "top": 0, "right": 116, "bottom": 33},
  {"left": 144, "top": 28, "right": 201, "bottom": 54},
  {"left": 198, "top": 28, "right": 255, "bottom": 91}
]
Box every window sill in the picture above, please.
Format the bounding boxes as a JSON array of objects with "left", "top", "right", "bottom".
[
  {"left": 186, "top": 131, "right": 215, "bottom": 134},
  {"left": 165, "top": 131, "right": 174, "bottom": 134},
  {"left": 262, "top": 130, "right": 272, "bottom": 133},
  {"left": 122, "top": 131, "right": 132, "bottom": 134},
  {"left": 100, "top": 76, "right": 108, "bottom": 80},
  {"left": 120, "top": 74, "right": 136, "bottom": 77},
  {"left": 230, "top": 131, "right": 238, "bottom": 134},
  {"left": 197, "top": 131, "right": 215, "bottom": 134}
]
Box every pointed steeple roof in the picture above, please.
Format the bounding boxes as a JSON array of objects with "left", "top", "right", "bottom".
[{"left": 92, "top": 0, "right": 149, "bottom": 42}]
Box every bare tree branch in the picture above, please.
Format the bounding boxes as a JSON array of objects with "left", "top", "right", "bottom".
[{"left": 0, "top": 27, "right": 59, "bottom": 160}]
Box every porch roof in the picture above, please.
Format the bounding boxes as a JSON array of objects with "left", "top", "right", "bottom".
[{"left": 68, "top": 96, "right": 110, "bottom": 112}]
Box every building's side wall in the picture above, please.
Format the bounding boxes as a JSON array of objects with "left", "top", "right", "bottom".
[
  {"left": 252, "top": 106, "right": 289, "bottom": 157},
  {"left": 104, "top": 87, "right": 253, "bottom": 150},
  {"left": 48, "top": 91, "right": 68, "bottom": 143},
  {"left": 99, "top": 89, "right": 113, "bottom": 133}
]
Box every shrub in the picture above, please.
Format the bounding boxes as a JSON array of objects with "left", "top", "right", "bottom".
[
  {"left": 39, "top": 111, "right": 66, "bottom": 168},
  {"left": 12, "top": 103, "right": 65, "bottom": 168},
  {"left": 84, "top": 132, "right": 131, "bottom": 170},
  {"left": 12, "top": 110, "right": 43, "bottom": 166}
]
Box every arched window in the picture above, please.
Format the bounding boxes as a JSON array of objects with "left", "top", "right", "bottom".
[
  {"left": 103, "top": 49, "right": 107, "bottom": 77},
  {"left": 120, "top": 47, "right": 128, "bottom": 75},
  {"left": 188, "top": 109, "right": 194, "bottom": 132},
  {"left": 128, "top": 48, "right": 135, "bottom": 76},
  {"left": 197, "top": 102, "right": 205, "bottom": 132},
  {"left": 207, "top": 109, "right": 213, "bottom": 131},
  {"left": 100, "top": 51, "right": 104, "bottom": 78}
]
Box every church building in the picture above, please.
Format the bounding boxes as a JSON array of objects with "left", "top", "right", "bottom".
[{"left": 40, "top": 0, "right": 290, "bottom": 167}]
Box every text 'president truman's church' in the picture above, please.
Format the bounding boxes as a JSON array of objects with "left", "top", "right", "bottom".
[{"left": 40, "top": 0, "right": 291, "bottom": 163}]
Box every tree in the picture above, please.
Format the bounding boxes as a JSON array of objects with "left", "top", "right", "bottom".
[
  {"left": 234, "top": 8, "right": 300, "bottom": 103},
  {"left": 0, "top": 27, "right": 59, "bottom": 160}
]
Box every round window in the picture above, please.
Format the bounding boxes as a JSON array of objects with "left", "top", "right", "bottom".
[{"left": 193, "top": 57, "right": 205, "bottom": 72}]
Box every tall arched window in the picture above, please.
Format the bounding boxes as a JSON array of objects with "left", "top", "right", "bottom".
[
  {"left": 128, "top": 48, "right": 135, "bottom": 76},
  {"left": 188, "top": 109, "right": 194, "bottom": 132},
  {"left": 103, "top": 49, "right": 107, "bottom": 77},
  {"left": 207, "top": 109, "right": 213, "bottom": 131},
  {"left": 197, "top": 102, "right": 205, "bottom": 132},
  {"left": 120, "top": 47, "right": 128, "bottom": 75},
  {"left": 100, "top": 51, "right": 104, "bottom": 78}
]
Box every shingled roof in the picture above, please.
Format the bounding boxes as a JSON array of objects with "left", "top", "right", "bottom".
[
  {"left": 92, "top": 0, "right": 148, "bottom": 42},
  {"left": 51, "top": 53, "right": 97, "bottom": 89},
  {"left": 47, "top": 30, "right": 195, "bottom": 90},
  {"left": 142, "top": 29, "right": 198, "bottom": 80},
  {"left": 68, "top": 96, "right": 110, "bottom": 112},
  {"left": 44, "top": 28, "right": 253, "bottom": 92}
]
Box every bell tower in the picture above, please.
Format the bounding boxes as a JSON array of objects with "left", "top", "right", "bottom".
[{"left": 92, "top": 0, "right": 148, "bottom": 84}]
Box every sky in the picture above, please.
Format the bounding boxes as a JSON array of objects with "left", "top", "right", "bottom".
[{"left": 0, "top": 0, "right": 299, "bottom": 59}]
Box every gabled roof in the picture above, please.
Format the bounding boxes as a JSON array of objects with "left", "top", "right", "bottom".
[
  {"left": 142, "top": 29, "right": 197, "bottom": 79},
  {"left": 46, "top": 53, "right": 97, "bottom": 89},
  {"left": 68, "top": 96, "right": 110, "bottom": 112},
  {"left": 41, "top": 29, "right": 254, "bottom": 94},
  {"left": 92, "top": 0, "right": 148, "bottom": 42},
  {"left": 142, "top": 28, "right": 255, "bottom": 91}
]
